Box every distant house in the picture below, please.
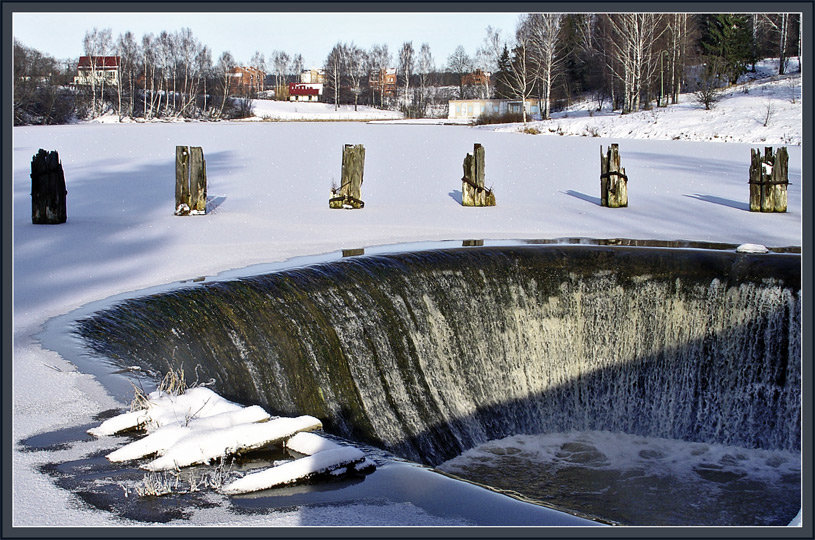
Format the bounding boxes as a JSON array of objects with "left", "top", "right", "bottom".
[
  {"left": 369, "top": 68, "right": 397, "bottom": 97},
  {"left": 448, "top": 98, "right": 541, "bottom": 121},
  {"left": 74, "top": 56, "right": 120, "bottom": 86},
  {"left": 300, "top": 69, "right": 326, "bottom": 84},
  {"left": 228, "top": 66, "right": 265, "bottom": 95},
  {"left": 462, "top": 69, "right": 491, "bottom": 87},
  {"left": 288, "top": 82, "right": 323, "bottom": 102}
]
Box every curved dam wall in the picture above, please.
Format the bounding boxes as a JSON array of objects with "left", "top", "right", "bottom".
[{"left": 76, "top": 246, "right": 801, "bottom": 466}]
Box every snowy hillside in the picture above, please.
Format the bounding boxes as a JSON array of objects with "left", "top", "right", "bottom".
[{"left": 488, "top": 59, "right": 802, "bottom": 145}]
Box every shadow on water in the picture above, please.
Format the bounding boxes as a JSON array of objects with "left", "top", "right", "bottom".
[
  {"left": 563, "top": 190, "right": 601, "bottom": 206},
  {"left": 207, "top": 196, "right": 227, "bottom": 213},
  {"left": 684, "top": 193, "right": 751, "bottom": 211},
  {"left": 68, "top": 245, "right": 801, "bottom": 526}
]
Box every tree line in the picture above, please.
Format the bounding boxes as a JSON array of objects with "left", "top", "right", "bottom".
[{"left": 13, "top": 12, "right": 800, "bottom": 125}]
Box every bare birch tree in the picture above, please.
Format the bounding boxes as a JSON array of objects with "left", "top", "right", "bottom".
[
  {"left": 270, "top": 50, "right": 290, "bottom": 97},
  {"left": 417, "top": 43, "right": 434, "bottom": 112},
  {"left": 368, "top": 43, "right": 391, "bottom": 108},
  {"left": 446, "top": 45, "right": 473, "bottom": 98},
  {"left": 345, "top": 44, "right": 367, "bottom": 111},
  {"left": 82, "top": 27, "right": 112, "bottom": 117},
  {"left": 324, "top": 43, "right": 346, "bottom": 110},
  {"left": 524, "top": 13, "right": 565, "bottom": 119},
  {"left": 476, "top": 25, "right": 505, "bottom": 98},
  {"left": 115, "top": 31, "right": 139, "bottom": 119},
  {"left": 215, "top": 51, "right": 235, "bottom": 118},
  {"left": 398, "top": 41, "right": 415, "bottom": 107},
  {"left": 606, "top": 13, "right": 665, "bottom": 113},
  {"left": 291, "top": 54, "right": 304, "bottom": 80},
  {"left": 506, "top": 21, "right": 535, "bottom": 125}
]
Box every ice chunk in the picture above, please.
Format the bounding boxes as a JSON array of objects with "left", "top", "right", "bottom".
[{"left": 736, "top": 243, "right": 769, "bottom": 254}]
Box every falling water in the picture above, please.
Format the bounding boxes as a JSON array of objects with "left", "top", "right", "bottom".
[
  {"left": 72, "top": 245, "right": 801, "bottom": 525},
  {"left": 76, "top": 245, "right": 800, "bottom": 473}
]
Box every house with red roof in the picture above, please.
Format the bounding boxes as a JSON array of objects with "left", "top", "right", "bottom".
[{"left": 74, "top": 56, "right": 120, "bottom": 86}]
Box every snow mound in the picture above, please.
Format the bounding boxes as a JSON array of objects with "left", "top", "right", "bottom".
[
  {"left": 88, "top": 385, "right": 374, "bottom": 490},
  {"left": 88, "top": 387, "right": 243, "bottom": 436},
  {"left": 143, "top": 415, "right": 323, "bottom": 471},
  {"left": 107, "top": 405, "right": 271, "bottom": 462},
  {"left": 223, "top": 433, "right": 374, "bottom": 495}
]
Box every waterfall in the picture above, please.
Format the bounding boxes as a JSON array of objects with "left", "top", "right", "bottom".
[{"left": 76, "top": 245, "right": 801, "bottom": 466}]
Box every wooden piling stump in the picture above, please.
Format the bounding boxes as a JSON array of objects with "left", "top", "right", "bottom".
[
  {"left": 30, "top": 149, "right": 67, "bottom": 224},
  {"left": 461, "top": 143, "right": 495, "bottom": 207},
  {"left": 189, "top": 147, "right": 207, "bottom": 213},
  {"left": 175, "top": 145, "right": 207, "bottom": 215},
  {"left": 600, "top": 144, "right": 628, "bottom": 208},
  {"left": 330, "top": 144, "right": 365, "bottom": 209},
  {"left": 750, "top": 146, "right": 788, "bottom": 213}
]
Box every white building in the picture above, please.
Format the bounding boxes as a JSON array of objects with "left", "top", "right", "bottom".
[{"left": 448, "top": 98, "right": 541, "bottom": 121}]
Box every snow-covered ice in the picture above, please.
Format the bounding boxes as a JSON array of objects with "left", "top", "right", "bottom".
[{"left": 10, "top": 66, "right": 804, "bottom": 527}]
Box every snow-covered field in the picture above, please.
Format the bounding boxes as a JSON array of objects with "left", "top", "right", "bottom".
[
  {"left": 10, "top": 65, "right": 804, "bottom": 528},
  {"left": 248, "top": 99, "right": 404, "bottom": 121}
]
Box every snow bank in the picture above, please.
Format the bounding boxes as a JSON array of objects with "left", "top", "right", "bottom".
[{"left": 490, "top": 67, "right": 801, "bottom": 146}]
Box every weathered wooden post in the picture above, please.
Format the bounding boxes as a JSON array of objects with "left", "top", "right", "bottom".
[
  {"left": 461, "top": 143, "right": 496, "bottom": 206},
  {"left": 600, "top": 144, "right": 628, "bottom": 208},
  {"left": 749, "top": 146, "right": 788, "bottom": 212},
  {"left": 30, "top": 149, "right": 67, "bottom": 224},
  {"left": 175, "top": 145, "right": 207, "bottom": 215},
  {"left": 330, "top": 144, "right": 365, "bottom": 209}
]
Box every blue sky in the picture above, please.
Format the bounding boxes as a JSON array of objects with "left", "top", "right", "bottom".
[{"left": 12, "top": 10, "right": 525, "bottom": 69}]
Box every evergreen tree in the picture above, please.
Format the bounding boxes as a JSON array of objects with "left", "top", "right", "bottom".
[
  {"left": 493, "top": 45, "right": 513, "bottom": 98},
  {"left": 702, "top": 14, "right": 754, "bottom": 85}
]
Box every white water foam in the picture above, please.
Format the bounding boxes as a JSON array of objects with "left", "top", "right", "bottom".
[{"left": 438, "top": 430, "right": 800, "bottom": 526}]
